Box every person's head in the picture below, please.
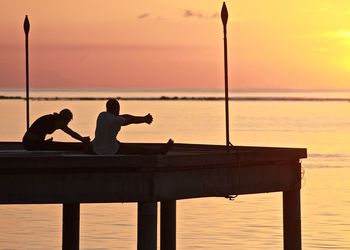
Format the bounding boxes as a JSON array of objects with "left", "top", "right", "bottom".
[
  {"left": 59, "top": 109, "right": 73, "bottom": 124},
  {"left": 106, "top": 99, "right": 120, "bottom": 115}
]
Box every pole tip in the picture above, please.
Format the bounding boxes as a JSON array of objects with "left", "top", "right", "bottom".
[
  {"left": 24, "top": 15, "right": 30, "bottom": 35},
  {"left": 221, "top": 2, "right": 228, "bottom": 26}
]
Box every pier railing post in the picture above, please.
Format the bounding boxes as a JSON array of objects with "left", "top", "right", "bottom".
[
  {"left": 137, "top": 202, "right": 157, "bottom": 250},
  {"left": 161, "top": 200, "right": 176, "bottom": 250},
  {"left": 283, "top": 190, "right": 301, "bottom": 250},
  {"left": 62, "top": 203, "right": 80, "bottom": 250}
]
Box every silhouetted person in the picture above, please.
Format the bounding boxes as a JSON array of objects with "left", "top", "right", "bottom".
[
  {"left": 22, "top": 109, "right": 90, "bottom": 151},
  {"left": 91, "top": 99, "right": 173, "bottom": 155}
]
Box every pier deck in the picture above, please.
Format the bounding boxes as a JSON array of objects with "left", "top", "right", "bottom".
[{"left": 0, "top": 142, "right": 306, "bottom": 250}]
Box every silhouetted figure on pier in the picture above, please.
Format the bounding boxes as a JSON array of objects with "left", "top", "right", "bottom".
[
  {"left": 91, "top": 98, "right": 173, "bottom": 155},
  {"left": 22, "top": 109, "right": 90, "bottom": 151}
]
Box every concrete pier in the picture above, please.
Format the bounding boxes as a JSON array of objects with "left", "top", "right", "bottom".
[{"left": 0, "top": 142, "right": 306, "bottom": 250}]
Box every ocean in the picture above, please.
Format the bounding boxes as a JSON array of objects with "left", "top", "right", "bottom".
[{"left": 0, "top": 89, "right": 349, "bottom": 249}]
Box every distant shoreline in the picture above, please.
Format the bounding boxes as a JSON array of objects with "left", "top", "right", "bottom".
[{"left": 1, "top": 95, "right": 350, "bottom": 102}]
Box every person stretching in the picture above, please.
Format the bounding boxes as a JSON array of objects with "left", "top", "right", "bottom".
[
  {"left": 91, "top": 98, "right": 173, "bottom": 155},
  {"left": 22, "top": 109, "right": 90, "bottom": 151}
]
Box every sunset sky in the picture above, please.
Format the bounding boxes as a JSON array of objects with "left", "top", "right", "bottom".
[{"left": 1, "top": 0, "right": 350, "bottom": 90}]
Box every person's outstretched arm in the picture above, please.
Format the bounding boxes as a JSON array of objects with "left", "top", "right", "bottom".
[
  {"left": 121, "top": 113, "right": 153, "bottom": 126},
  {"left": 61, "top": 125, "right": 90, "bottom": 142}
]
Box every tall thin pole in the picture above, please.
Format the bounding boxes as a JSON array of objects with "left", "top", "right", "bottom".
[
  {"left": 221, "top": 2, "right": 230, "bottom": 150},
  {"left": 24, "top": 15, "right": 30, "bottom": 130}
]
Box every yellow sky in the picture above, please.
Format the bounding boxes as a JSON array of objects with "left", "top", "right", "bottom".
[{"left": 1, "top": 0, "right": 350, "bottom": 90}]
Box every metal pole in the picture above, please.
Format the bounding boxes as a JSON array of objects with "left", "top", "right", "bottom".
[
  {"left": 24, "top": 15, "right": 30, "bottom": 130},
  {"left": 221, "top": 2, "right": 230, "bottom": 151}
]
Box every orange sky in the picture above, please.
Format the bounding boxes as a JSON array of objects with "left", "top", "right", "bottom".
[{"left": 1, "top": 0, "right": 350, "bottom": 90}]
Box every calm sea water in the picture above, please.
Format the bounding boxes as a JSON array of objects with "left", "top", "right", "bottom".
[{"left": 0, "top": 90, "right": 350, "bottom": 249}]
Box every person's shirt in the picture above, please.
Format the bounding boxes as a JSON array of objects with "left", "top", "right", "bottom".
[
  {"left": 92, "top": 111, "right": 126, "bottom": 155},
  {"left": 25, "top": 114, "right": 60, "bottom": 141}
]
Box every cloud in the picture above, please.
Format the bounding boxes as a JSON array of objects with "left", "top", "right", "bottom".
[
  {"left": 183, "top": 10, "right": 203, "bottom": 18},
  {"left": 138, "top": 13, "right": 150, "bottom": 19},
  {"left": 183, "top": 10, "right": 218, "bottom": 19}
]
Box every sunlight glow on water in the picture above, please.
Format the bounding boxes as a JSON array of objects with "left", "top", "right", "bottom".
[{"left": 0, "top": 92, "right": 349, "bottom": 249}]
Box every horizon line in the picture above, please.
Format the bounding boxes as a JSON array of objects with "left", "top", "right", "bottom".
[
  {"left": 2, "top": 95, "right": 350, "bottom": 102},
  {"left": 2, "top": 87, "right": 350, "bottom": 93}
]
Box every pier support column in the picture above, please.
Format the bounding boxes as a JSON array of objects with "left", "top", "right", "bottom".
[
  {"left": 283, "top": 190, "right": 301, "bottom": 250},
  {"left": 137, "top": 202, "right": 157, "bottom": 250},
  {"left": 62, "top": 203, "right": 80, "bottom": 250},
  {"left": 161, "top": 200, "right": 176, "bottom": 250}
]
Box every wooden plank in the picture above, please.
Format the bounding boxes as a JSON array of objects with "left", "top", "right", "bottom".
[
  {"left": 0, "top": 141, "right": 307, "bottom": 154},
  {"left": 154, "top": 162, "right": 302, "bottom": 200},
  {"left": 0, "top": 148, "right": 306, "bottom": 171},
  {"left": 0, "top": 161, "right": 301, "bottom": 204}
]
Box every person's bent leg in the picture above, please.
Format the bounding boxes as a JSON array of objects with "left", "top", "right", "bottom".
[
  {"left": 23, "top": 140, "right": 84, "bottom": 151},
  {"left": 44, "top": 141, "right": 84, "bottom": 151}
]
